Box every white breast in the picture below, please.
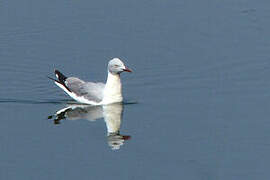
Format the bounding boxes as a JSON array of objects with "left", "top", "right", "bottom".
[{"left": 102, "top": 72, "right": 123, "bottom": 105}]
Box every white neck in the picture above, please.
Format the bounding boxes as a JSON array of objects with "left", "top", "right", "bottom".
[{"left": 102, "top": 72, "right": 123, "bottom": 104}]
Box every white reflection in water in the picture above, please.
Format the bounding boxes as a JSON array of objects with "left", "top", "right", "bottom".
[{"left": 48, "top": 103, "right": 131, "bottom": 150}]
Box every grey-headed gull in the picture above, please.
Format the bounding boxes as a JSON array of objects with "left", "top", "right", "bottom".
[
  {"left": 49, "top": 58, "right": 132, "bottom": 105},
  {"left": 48, "top": 103, "right": 131, "bottom": 150}
]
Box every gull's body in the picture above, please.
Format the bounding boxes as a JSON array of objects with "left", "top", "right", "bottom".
[{"left": 50, "top": 58, "right": 131, "bottom": 105}]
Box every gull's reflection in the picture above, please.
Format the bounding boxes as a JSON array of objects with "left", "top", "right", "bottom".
[{"left": 48, "top": 103, "right": 131, "bottom": 150}]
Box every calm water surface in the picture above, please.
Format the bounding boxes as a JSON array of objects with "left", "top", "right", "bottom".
[{"left": 1, "top": 0, "right": 270, "bottom": 179}]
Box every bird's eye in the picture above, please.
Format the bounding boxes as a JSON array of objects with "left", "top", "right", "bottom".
[{"left": 114, "top": 65, "right": 119, "bottom": 68}]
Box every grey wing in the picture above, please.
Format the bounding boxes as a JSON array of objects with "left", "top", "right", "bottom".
[{"left": 65, "top": 77, "right": 105, "bottom": 102}]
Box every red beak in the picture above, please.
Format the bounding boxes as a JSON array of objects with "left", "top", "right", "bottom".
[{"left": 123, "top": 67, "right": 132, "bottom": 72}]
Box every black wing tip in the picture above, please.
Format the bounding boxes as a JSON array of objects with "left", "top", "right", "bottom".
[
  {"left": 54, "top": 69, "right": 60, "bottom": 75},
  {"left": 54, "top": 69, "right": 67, "bottom": 81},
  {"left": 52, "top": 69, "right": 72, "bottom": 92}
]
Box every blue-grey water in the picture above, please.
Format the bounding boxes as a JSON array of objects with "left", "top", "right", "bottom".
[{"left": 1, "top": 0, "right": 270, "bottom": 179}]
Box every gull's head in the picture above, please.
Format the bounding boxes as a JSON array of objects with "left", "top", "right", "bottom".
[{"left": 108, "top": 58, "right": 132, "bottom": 75}]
